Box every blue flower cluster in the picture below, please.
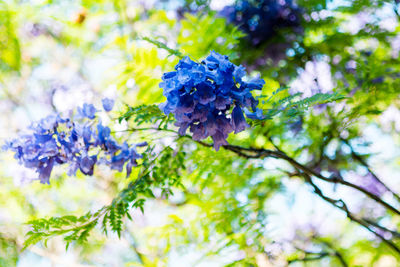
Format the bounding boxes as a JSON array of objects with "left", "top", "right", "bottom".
[
  {"left": 159, "top": 51, "right": 265, "bottom": 150},
  {"left": 4, "top": 99, "right": 145, "bottom": 184},
  {"left": 220, "top": 0, "right": 300, "bottom": 46}
]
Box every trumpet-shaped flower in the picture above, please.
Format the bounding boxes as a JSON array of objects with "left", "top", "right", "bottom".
[
  {"left": 159, "top": 51, "right": 265, "bottom": 150},
  {"left": 4, "top": 100, "right": 144, "bottom": 184}
]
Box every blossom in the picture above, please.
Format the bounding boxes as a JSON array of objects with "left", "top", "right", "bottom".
[
  {"left": 4, "top": 100, "right": 145, "bottom": 184},
  {"left": 232, "top": 105, "right": 249, "bottom": 134},
  {"left": 102, "top": 98, "right": 115, "bottom": 112},
  {"left": 219, "top": 0, "right": 301, "bottom": 46},
  {"left": 159, "top": 51, "right": 265, "bottom": 150},
  {"left": 77, "top": 103, "right": 97, "bottom": 119}
]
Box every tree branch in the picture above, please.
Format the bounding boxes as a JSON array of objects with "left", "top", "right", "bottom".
[
  {"left": 219, "top": 143, "right": 400, "bottom": 216},
  {"left": 289, "top": 244, "right": 348, "bottom": 266},
  {"left": 302, "top": 173, "right": 400, "bottom": 254},
  {"left": 340, "top": 138, "right": 400, "bottom": 202},
  {"left": 124, "top": 126, "right": 400, "bottom": 253},
  {"left": 124, "top": 127, "right": 400, "bottom": 215},
  {"left": 314, "top": 238, "right": 348, "bottom": 267},
  {"left": 361, "top": 217, "right": 400, "bottom": 238},
  {"left": 288, "top": 252, "right": 330, "bottom": 264}
]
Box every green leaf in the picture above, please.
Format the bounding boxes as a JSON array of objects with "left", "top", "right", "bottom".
[{"left": 142, "top": 36, "right": 184, "bottom": 58}]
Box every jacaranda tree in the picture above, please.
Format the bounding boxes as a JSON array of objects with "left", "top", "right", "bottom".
[{"left": 1, "top": 0, "right": 400, "bottom": 266}]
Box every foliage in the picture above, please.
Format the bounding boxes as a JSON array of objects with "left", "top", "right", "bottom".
[
  {"left": 0, "top": 235, "right": 18, "bottom": 267},
  {"left": 258, "top": 88, "right": 346, "bottom": 121},
  {"left": 0, "top": 2, "right": 21, "bottom": 72},
  {"left": 24, "top": 146, "right": 186, "bottom": 250}
]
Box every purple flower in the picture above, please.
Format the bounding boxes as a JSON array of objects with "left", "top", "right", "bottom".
[
  {"left": 159, "top": 51, "right": 265, "bottom": 150},
  {"left": 38, "top": 158, "right": 55, "bottom": 184},
  {"left": 77, "top": 103, "right": 97, "bottom": 119},
  {"left": 219, "top": 0, "right": 301, "bottom": 46},
  {"left": 102, "top": 98, "right": 115, "bottom": 112},
  {"left": 212, "top": 131, "right": 229, "bottom": 151},
  {"left": 79, "top": 155, "right": 97, "bottom": 175},
  {"left": 232, "top": 105, "right": 250, "bottom": 134},
  {"left": 4, "top": 103, "right": 146, "bottom": 184}
]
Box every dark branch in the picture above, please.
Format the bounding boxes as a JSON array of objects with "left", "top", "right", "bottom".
[
  {"left": 302, "top": 173, "right": 400, "bottom": 254},
  {"left": 362, "top": 218, "right": 400, "bottom": 238},
  {"left": 124, "top": 127, "right": 400, "bottom": 254},
  {"left": 290, "top": 243, "right": 348, "bottom": 267},
  {"left": 341, "top": 138, "right": 400, "bottom": 202},
  {"left": 219, "top": 143, "right": 400, "bottom": 216},
  {"left": 124, "top": 127, "right": 400, "bottom": 215},
  {"left": 288, "top": 252, "right": 330, "bottom": 264},
  {"left": 314, "top": 238, "right": 349, "bottom": 267}
]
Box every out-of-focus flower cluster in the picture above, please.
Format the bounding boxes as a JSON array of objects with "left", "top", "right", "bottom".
[
  {"left": 4, "top": 99, "right": 146, "bottom": 184},
  {"left": 220, "top": 0, "right": 301, "bottom": 46},
  {"left": 159, "top": 51, "right": 265, "bottom": 150}
]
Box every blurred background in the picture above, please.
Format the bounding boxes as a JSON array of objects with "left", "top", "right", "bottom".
[{"left": 1, "top": 0, "right": 400, "bottom": 266}]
